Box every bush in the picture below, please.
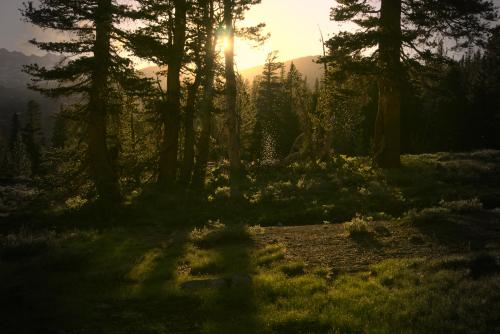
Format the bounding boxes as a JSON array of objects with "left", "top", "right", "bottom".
[
  {"left": 439, "top": 198, "right": 483, "bottom": 213},
  {"left": 403, "top": 207, "right": 452, "bottom": 225},
  {"left": 344, "top": 214, "right": 371, "bottom": 236},
  {"left": 0, "top": 228, "right": 55, "bottom": 260},
  {"left": 190, "top": 221, "right": 251, "bottom": 248}
]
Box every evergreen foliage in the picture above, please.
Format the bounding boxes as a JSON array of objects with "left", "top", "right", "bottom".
[{"left": 324, "top": 0, "right": 498, "bottom": 167}]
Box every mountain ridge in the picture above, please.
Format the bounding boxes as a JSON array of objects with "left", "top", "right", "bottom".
[
  {"left": 0, "top": 50, "right": 324, "bottom": 141},
  {"left": 139, "top": 55, "right": 324, "bottom": 89},
  {"left": 238, "top": 55, "right": 323, "bottom": 87},
  {"left": 0, "top": 48, "right": 63, "bottom": 140}
]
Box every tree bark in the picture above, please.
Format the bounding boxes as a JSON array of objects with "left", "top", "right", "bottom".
[
  {"left": 179, "top": 71, "right": 201, "bottom": 185},
  {"left": 223, "top": 0, "right": 244, "bottom": 197},
  {"left": 158, "top": 0, "right": 187, "bottom": 188},
  {"left": 87, "top": 0, "right": 121, "bottom": 203},
  {"left": 192, "top": 0, "right": 215, "bottom": 189},
  {"left": 373, "top": 0, "right": 402, "bottom": 168}
]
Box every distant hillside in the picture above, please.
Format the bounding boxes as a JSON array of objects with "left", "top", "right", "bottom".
[
  {"left": 138, "top": 55, "right": 324, "bottom": 89},
  {"left": 140, "top": 65, "right": 168, "bottom": 88},
  {"left": 0, "top": 49, "right": 63, "bottom": 142},
  {"left": 239, "top": 55, "right": 323, "bottom": 87}
]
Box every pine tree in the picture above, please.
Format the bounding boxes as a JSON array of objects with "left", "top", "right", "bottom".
[
  {"left": 222, "top": 0, "right": 263, "bottom": 196},
  {"left": 282, "top": 62, "right": 309, "bottom": 159},
  {"left": 22, "top": 0, "right": 149, "bottom": 202},
  {"left": 223, "top": 0, "right": 243, "bottom": 197},
  {"left": 254, "top": 51, "right": 284, "bottom": 162},
  {"left": 131, "top": 0, "right": 188, "bottom": 189},
  {"left": 52, "top": 106, "right": 68, "bottom": 149},
  {"left": 8, "top": 113, "right": 31, "bottom": 177},
  {"left": 22, "top": 100, "right": 45, "bottom": 176},
  {"left": 325, "top": 0, "right": 497, "bottom": 167},
  {"left": 192, "top": 0, "right": 218, "bottom": 189}
]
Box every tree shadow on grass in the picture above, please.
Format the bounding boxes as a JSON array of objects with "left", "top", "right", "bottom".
[
  {"left": 182, "top": 223, "right": 261, "bottom": 334},
  {"left": 350, "top": 232, "right": 384, "bottom": 249},
  {"left": 0, "top": 226, "right": 203, "bottom": 334},
  {"left": 88, "top": 229, "right": 206, "bottom": 334},
  {"left": 413, "top": 213, "right": 499, "bottom": 252}
]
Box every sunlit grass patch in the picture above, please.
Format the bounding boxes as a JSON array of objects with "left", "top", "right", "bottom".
[
  {"left": 185, "top": 246, "right": 223, "bottom": 276},
  {"left": 322, "top": 256, "right": 500, "bottom": 332},
  {"left": 127, "top": 248, "right": 163, "bottom": 283},
  {"left": 255, "top": 244, "right": 286, "bottom": 266},
  {"left": 279, "top": 261, "right": 306, "bottom": 277}
]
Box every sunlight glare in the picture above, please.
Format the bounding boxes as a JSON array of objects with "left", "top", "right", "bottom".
[{"left": 222, "top": 36, "right": 232, "bottom": 52}]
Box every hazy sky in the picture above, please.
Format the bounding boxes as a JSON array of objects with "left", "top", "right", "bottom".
[
  {"left": 234, "top": 0, "right": 341, "bottom": 69},
  {"left": 1, "top": 0, "right": 499, "bottom": 69},
  {"left": 0, "top": 0, "right": 340, "bottom": 69}
]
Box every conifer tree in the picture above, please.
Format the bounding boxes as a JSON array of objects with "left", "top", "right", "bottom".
[
  {"left": 254, "top": 51, "right": 284, "bottom": 162},
  {"left": 22, "top": 0, "right": 148, "bottom": 202},
  {"left": 192, "top": 0, "right": 218, "bottom": 189},
  {"left": 131, "top": 0, "right": 188, "bottom": 189},
  {"left": 325, "top": 0, "right": 497, "bottom": 167},
  {"left": 8, "top": 113, "right": 31, "bottom": 177},
  {"left": 222, "top": 0, "right": 262, "bottom": 196},
  {"left": 52, "top": 106, "right": 68, "bottom": 149},
  {"left": 223, "top": 0, "right": 243, "bottom": 197},
  {"left": 22, "top": 100, "right": 44, "bottom": 176}
]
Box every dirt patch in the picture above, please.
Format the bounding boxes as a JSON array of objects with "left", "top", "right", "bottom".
[{"left": 253, "top": 211, "right": 500, "bottom": 273}]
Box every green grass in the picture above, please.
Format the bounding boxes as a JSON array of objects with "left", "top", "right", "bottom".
[
  {"left": 2, "top": 222, "right": 499, "bottom": 333},
  {"left": 1, "top": 151, "right": 500, "bottom": 333}
]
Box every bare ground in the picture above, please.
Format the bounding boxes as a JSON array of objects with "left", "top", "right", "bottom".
[{"left": 253, "top": 210, "right": 500, "bottom": 273}]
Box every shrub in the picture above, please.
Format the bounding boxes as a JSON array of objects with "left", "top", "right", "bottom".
[
  {"left": 344, "top": 214, "right": 371, "bottom": 236},
  {"left": 439, "top": 198, "right": 483, "bottom": 213},
  {"left": 0, "top": 228, "right": 56, "bottom": 260},
  {"left": 403, "top": 207, "right": 452, "bottom": 225},
  {"left": 191, "top": 221, "right": 251, "bottom": 249}
]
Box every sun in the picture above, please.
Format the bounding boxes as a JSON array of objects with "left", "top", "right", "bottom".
[{"left": 221, "top": 36, "right": 232, "bottom": 52}]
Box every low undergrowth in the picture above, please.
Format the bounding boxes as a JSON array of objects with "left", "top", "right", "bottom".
[{"left": 1, "top": 151, "right": 500, "bottom": 333}]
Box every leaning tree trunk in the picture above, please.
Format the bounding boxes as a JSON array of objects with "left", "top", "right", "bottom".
[
  {"left": 373, "top": 0, "right": 402, "bottom": 168},
  {"left": 223, "top": 0, "right": 244, "bottom": 198},
  {"left": 192, "top": 0, "right": 216, "bottom": 189},
  {"left": 87, "top": 0, "right": 121, "bottom": 203},
  {"left": 158, "top": 0, "right": 187, "bottom": 188}
]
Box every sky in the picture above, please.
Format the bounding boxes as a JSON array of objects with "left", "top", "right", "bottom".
[
  {"left": 233, "top": 0, "right": 341, "bottom": 69},
  {"left": 1, "top": 0, "right": 499, "bottom": 69},
  {"left": 0, "top": 0, "right": 340, "bottom": 69}
]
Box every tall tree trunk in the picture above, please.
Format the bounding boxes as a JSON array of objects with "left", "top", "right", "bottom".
[
  {"left": 373, "top": 0, "right": 402, "bottom": 168},
  {"left": 223, "top": 0, "right": 244, "bottom": 197},
  {"left": 158, "top": 0, "right": 187, "bottom": 188},
  {"left": 179, "top": 71, "right": 201, "bottom": 185},
  {"left": 192, "top": 0, "right": 215, "bottom": 189},
  {"left": 87, "top": 0, "right": 121, "bottom": 203}
]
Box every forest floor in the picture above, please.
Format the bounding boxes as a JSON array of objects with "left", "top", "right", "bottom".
[
  {"left": 1, "top": 151, "right": 500, "bottom": 333},
  {"left": 254, "top": 210, "right": 500, "bottom": 273}
]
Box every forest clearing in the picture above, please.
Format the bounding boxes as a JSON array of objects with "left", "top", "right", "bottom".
[
  {"left": 2, "top": 151, "right": 500, "bottom": 333},
  {"left": 1, "top": 0, "right": 500, "bottom": 332}
]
